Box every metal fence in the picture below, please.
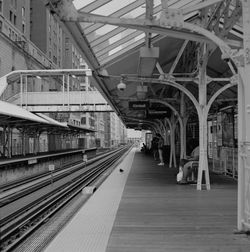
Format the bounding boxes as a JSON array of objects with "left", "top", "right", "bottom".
[{"left": 208, "top": 143, "right": 238, "bottom": 179}]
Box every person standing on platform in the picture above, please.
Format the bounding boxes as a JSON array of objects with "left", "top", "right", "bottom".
[
  {"left": 156, "top": 133, "right": 164, "bottom": 166},
  {"left": 151, "top": 137, "right": 159, "bottom": 160}
]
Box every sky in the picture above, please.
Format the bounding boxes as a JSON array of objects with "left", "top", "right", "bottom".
[{"left": 127, "top": 129, "right": 142, "bottom": 138}]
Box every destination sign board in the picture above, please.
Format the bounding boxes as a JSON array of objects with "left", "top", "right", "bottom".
[
  {"left": 129, "top": 101, "right": 149, "bottom": 110},
  {"left": 147, "top": 109, "right": 171, "bottom": 119}
]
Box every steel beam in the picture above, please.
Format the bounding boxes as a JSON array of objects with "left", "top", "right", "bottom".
[
  {"left": 182, "top": 0, "right": 224, "bottom": 15},
  {"left": 237, "top": 0, "right": 250, "bottom": 232},
  {"left": 84, "top": 0, "right": 145, "bottom": 35},
  {"left": 78, "top": 0, "right": 111, "bottom": 13},
  {"left": 169, "top": 40, "right": 189, "bottom": 74}
]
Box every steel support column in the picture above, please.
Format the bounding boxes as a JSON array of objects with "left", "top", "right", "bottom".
[
  {"left": 237, "top": 0, "right": 250, "bottom": 232},
  {"left": 197, "top": 44, "right": 210, "bottom": 190},
  {"left": 166, "top": 117, "right": 177, "bottom": 168},
  {"left": 180, "top": 91, "right": 187, "bottom": 158}
]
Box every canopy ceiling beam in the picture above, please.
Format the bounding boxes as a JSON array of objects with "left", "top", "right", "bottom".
[
  {"left": 68, "top": 11, "right": 240, "bottom": 50},
  {"left": 64, "top": 12, "right": 212, "bottom": 44},
  {"left": 219, "top": 0, "right": 242, "bottom": 38},
  {"left": 88, "top": 5, "right": 162, "bottom": 45},
  {"left": 99, "top": 74, "right": 231, "bottom": 83},
  {"left": 182, "top": 0, "right": 224, "bottom": 15},
  {"left": 95, "top": 30, "right": 143, "bottom": 57},
  {"left": 169, "top": 39, "right": 189, "bottom": 74},
  {"left": 48, "top": 0, "right": 211, "bottom": 44},
  {"left": 145, "top": 0, "right": 154, "bottom": 48},
  {"left": 99, "top": 37, "right": 146, "bottom": 65},
  {"left": 83, "top": 0, "right": 145, "bottom": 35},
  {"left": 112, "top": 97, "right": 177, "bottom": 102},
  {"left": 206, "top": 0, "right": 242, "bottom": 38},
  {"left": 100, "top": 34, "right": 164, "bottom": 68},
  {"left": 78, "top": 0, "right": 111, "bottom": 14}
]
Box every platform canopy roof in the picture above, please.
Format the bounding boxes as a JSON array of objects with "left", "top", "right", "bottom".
[
  {"left": 37, "top": 113, "right": 96, "bottom": 134},
  {"left": 0, "top": 101, "right": 69, "bottom": 131},
  {"left": 0, "top": 101, "right": 96, "bottom": 135},
  {"left": 46, "top": 0, "right": 243, "bottom": 130}
]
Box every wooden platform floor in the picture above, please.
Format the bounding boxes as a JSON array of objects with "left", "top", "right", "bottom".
[{"left": 106, "top": 151, "right": 250, "bottom": 252}]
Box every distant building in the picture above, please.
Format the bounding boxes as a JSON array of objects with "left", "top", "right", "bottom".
[
  {"left": 95, "top": 112, "right": 105, "bottom": 147},
  {"left": 1, "top": 0, "right": 30, "bottom": 39}
]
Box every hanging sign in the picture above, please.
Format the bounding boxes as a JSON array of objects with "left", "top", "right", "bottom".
[{"left": 129, "top": 101, "right": 149, "bottom": 110}]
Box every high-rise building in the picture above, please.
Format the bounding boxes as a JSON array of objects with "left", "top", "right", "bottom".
[
  {"left": 30, "top": 0, "right": 62, "bottom": 67},
  {"left": 1, "top": 0, "right": 30, "bottom": 39}
]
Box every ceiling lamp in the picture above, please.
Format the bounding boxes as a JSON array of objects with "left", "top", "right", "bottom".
[
  {"left": 117, "top": 76, "right": 126, "bottom": 91},
  {"left": 138, "top": 47, "right": 159, "bottom": 77}
]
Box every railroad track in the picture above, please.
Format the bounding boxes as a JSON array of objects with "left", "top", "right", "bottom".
[
  {"left": 0, "top": 147, "right": 120, "bottom": 207},
  {"left": 0, "top": 146, "right": 131, "bottom": 252}
]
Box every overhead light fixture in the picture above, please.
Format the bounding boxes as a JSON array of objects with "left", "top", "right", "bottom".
[
  {"left": 72, "top": 74, "right": 76, "bottom": 78},
  {"left": 36, "top": 76, "right": 41, "bottom": 79},
  {"left": 117, "top": 76, "right": 126, "bottom": 91},
  {"left": 137, "top": 84, "right": 148, "bottom": 100},
  {"left": 138, "top": 47, "right": 159, "bottom": 77}
]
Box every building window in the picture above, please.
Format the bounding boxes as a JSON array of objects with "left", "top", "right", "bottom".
[
  {"left": 9, "top": 11, "right": 13, "bottom": 22},
  {"left": 0, "top": 21, "right": 2, "bottom": 31},
  {"left": 89, "top": 118, "right": 95, "bottom": 127},
  {"left": 81, "top": 117, "right": 86, "bottom": 125},
  {"left": 0, "top": 1, "right": 3, "bottom": 13},
  {"left": 14, "top": 15, "right": 16, "bottom": 25},
  {"left": 80, "top": 86, "right": 86, "bottom": 91},
  {"left": 22, "top": 22, "right": 25, "bottom": 33},
  {"left": 53, "top": 56, "right": 57, "bottom": 64},
  {"left": 22, "top": 7, "right": 25, "bottom": 17}
]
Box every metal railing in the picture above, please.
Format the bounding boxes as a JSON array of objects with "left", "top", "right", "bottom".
[{"left": 208, "top": 144, "right": 238, "bottom": 179}]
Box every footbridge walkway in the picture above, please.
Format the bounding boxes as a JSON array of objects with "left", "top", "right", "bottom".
[
  {"left": 6, "top": 91, "right": 113, "bottom": 112},
  {"left": 0, "top": 69, "right": 113, "bottom": 112}
]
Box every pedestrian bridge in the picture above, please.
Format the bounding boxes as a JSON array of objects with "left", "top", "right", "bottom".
[
  {"left": 0, "top": 69, "right": 113, "bottom": 112},
  {"left": 6, "top": 91, "right": 113, "bottom": 112}
]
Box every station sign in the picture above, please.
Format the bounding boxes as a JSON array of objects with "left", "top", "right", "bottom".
[
  {"left": 49, "top": 164, "right": 55, "bottom": 171},
  {"left": 147, "top": 110, "right": 171, "bottom": 119},
  {"left": 129, "top": 101, "right": 149, "bottom": 110}
]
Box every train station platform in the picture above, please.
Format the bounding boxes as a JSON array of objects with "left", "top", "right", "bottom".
[{"left": 44, "top": 148, "right": 250, "bottom": 252}]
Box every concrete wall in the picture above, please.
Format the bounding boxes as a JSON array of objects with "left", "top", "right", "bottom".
[{"left": 0, "top": 150, "right": 83, "bottom": 184}]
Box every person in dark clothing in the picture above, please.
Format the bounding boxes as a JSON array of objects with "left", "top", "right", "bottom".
[
  {"left": 156, "top": 133, "right": 164, "bottom": 166},
  {"left": 151, "top": 137, "right": 159, "bottom": 160}
]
